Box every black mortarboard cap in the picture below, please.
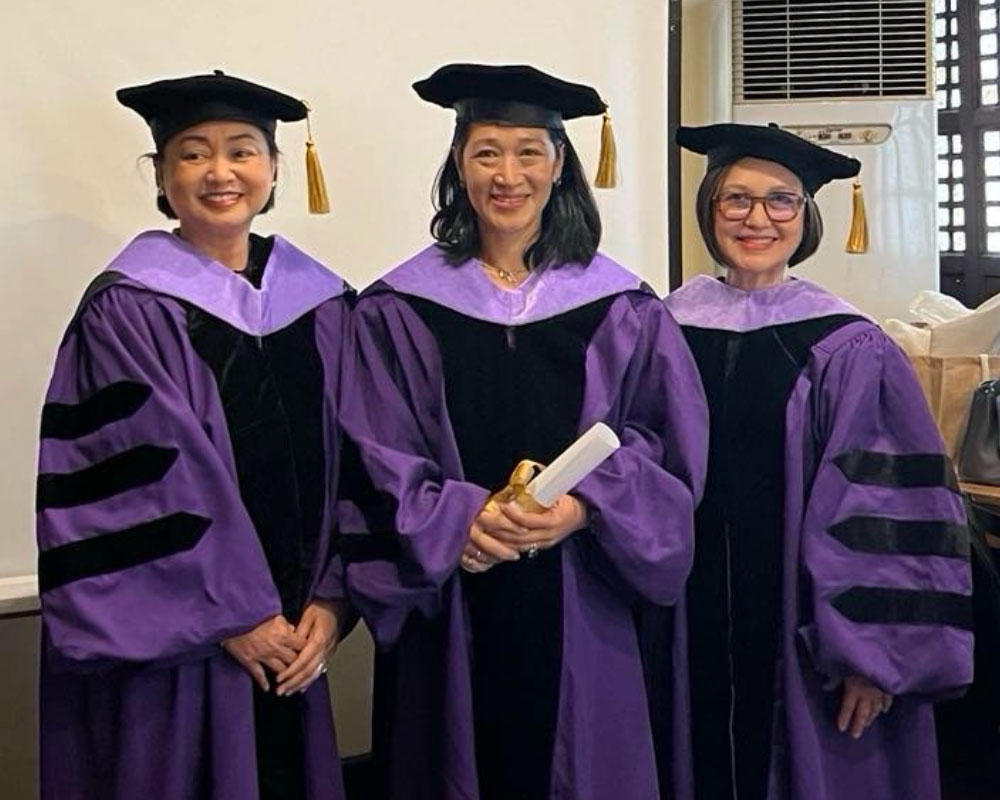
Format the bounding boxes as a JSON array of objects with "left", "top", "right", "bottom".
[
  {"left": 676, "top": 122, "right": 861, "bottom": 195},
  {"left": 413, "top": 63, "right": 606, "bottom": 128},
  {"left": 413, "top": 63, "right": 619, "bottom": 187},
  {"left": 117, "top": 70, "right": 308, "bottom": 150}
]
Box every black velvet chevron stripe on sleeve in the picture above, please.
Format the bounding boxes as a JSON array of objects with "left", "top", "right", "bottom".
[
  {"left": 36, "top": 445, "right": 179, "bottom": 510},
  {"left": 831, "top": 586, "right": 973, "bottom": 630},
  {"left": 828, "top": 516, "right": 970, "bottom": 559},
  {"left": 833, "top": 450, "right": 959, "bottom": 491},
  {"left": 38, "top": 512, "right": 211, "bottom": 592},
  {"left": 40, "top": 381, "right": 153, "bottom": 440}
]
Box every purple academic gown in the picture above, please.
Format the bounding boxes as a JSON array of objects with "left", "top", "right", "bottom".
[
  {"left": 661, "top": 276, "right": 973, "bottom": 800},
  {"left": 37, "top": 231, "right": 349, "bottom": 800},
  {"left": 339, "top": 245, "right": 708, "bottom": 800}
]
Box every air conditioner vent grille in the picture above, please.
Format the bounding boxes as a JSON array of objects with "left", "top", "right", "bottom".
[{"left": 733, "top": 0, "right": 931, "bottom": 102}]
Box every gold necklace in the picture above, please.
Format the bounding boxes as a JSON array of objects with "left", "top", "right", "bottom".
[{"left": 480, "top": 259, "right": 528, "bottom": 286}]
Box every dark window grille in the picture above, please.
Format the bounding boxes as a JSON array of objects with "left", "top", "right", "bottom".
[{"left": 936, "top": 0, "right": 1000, "bottom": 306}]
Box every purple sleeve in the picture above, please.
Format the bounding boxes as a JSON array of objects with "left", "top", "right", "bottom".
[
  {"left": 798, "top": 325, "right": 973, "bottom": 696},
  {"left": 37, "top": 287, "right": 280, "bottom": 666},
  {"left": 573, "top": 295, "right": 708, "bottom": 605},
  {"left": 338, "top": 292, "right": 489, "bottom": 645},
  {"left": 313, "top": 554, "right": 347, "bottom": 601}
]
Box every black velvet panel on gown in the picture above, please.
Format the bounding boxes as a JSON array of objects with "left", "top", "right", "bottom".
[
  {"left": 682, "top": 315, "right": 859, "bottom": 800},
  {"left": 406, "top": 294, "right": 616, "bottom": 800},
  {"left": 186, "top": 234, "right": 328, "bottom": 800}
]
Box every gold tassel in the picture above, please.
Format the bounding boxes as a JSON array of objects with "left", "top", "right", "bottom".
[
  {"left": 594, "top": 111, "right": 618, "bottom": 189},
  {"left": 846, "top": 179, "right": 868, "bottom": 254},
  {"left": 304, "top": 103, "right": 330, "bottom": 215}
]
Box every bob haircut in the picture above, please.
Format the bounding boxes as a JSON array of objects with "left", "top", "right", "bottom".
[
  {"left": 694, "top": 162, "right": 823, "bottom": 269},
  {"left": 430, "top": 122, "right": 602, "bottom": 269},
  {"left": 150, "top": 124, "right": 280, "bottom": 219}
]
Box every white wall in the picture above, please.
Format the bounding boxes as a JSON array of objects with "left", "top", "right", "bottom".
[
  {"left": 679, "top": 0, "right": 731, "bottom": 281},
  {"left": 0, "top": 0, "right": 670, "bottom": 580}
]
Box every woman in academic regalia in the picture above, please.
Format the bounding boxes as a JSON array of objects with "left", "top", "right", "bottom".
[
  {"left": 337, "top": 64, "right": 708, "bottom": 800},
  {"left": 649, "top": 122, "right": 974, "bottom": 800},
  {"left": 36, "top": 72, "right": 350, "bottom": 800}
]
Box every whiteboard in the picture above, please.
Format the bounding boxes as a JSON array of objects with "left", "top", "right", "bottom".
[{"left": 0, "top": 0, "right": 670, "bottom": 579}]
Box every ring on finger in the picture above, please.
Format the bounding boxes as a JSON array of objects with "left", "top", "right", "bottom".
[{"left": 525, "top": 543, "right": 540, "bottom": 559}]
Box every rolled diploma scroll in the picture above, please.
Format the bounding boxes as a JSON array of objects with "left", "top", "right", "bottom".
[{"left": 525, "top": 422, "right": 621, "bottom": 507}]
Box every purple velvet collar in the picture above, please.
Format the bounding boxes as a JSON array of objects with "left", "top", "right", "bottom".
[
  {"left": 377, "top": 245, "right": 643, "bottom": 325},
  {"left": 105, "top": 231, "right": 346, "bottom": 335},
  {"left": 665, "top": 274, "right": 867, "bottom": 333}
]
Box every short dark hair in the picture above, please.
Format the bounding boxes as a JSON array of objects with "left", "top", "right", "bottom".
[
  {"left": 430, "top": 123, "right": 602, "bottom": 269},
  {"left": 694, "top": 162, "right": 823, "bottom": 269},
  {"left": 149, "top": 125, "right": 280, "bottom": 219}
]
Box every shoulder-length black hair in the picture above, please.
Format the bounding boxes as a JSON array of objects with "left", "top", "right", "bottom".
[
  {"left": 694, "top": 162, "right": 823, "bottom": 269},
  {"left": 430, "top": 122, "right": 602, "bottom": 269}
]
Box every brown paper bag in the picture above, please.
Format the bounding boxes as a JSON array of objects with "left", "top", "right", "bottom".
[{"left": 908, "top": 354, "right": 1000, "bottom": 460}]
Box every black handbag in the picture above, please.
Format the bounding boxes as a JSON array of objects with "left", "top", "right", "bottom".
[{"left": 958, "top": 379, "right": 1000, "bottom": 484}]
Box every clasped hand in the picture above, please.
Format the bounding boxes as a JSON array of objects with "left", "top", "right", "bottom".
[
  {"left": 221, "top": 598, "right": 347, "bottom": 696},
  {"left": 461, "top": 494, "right": 587, "bottom": 573}
]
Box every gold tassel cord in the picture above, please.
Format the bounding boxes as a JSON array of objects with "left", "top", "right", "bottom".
[
  {"left": 304, "top": 103, "right": 330, "bottom": 215},
  {"left": 594, "top": 111, "right": 618, "bottom": 189},
  {"left": 846, "top": 179, "right": 868, "bottom": 254}
]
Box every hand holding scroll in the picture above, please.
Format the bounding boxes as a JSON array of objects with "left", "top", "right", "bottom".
[
  {"left": 460, "top": 423, "right": 618, "bottom": 573},
  {"left": 462, "top": 495, "right": 588, "bottom": 571},
  {"left": 496, "top": 494, "right": 589, "bottom": 553},
  {"left": 462, "top": 510, "right": 522, "bottom": 572}
]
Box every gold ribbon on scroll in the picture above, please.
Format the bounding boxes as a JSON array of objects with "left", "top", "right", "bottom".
[{"left": 483, "top": 460, "right": 549, "bottom": 514}]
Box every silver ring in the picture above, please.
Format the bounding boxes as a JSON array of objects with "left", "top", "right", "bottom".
[
  {"left": 526, "top": 544, "right": 539, "bottom": 559},
  {"left": 474, "top": 549, "right": 484, "bottom": 561}
]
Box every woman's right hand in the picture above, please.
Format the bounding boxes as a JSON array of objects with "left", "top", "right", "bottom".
[
  {"left": 460, "top": 507, "right": 522, "bottom": 573},
  {"left": 221, "top": 615, "right": 306, "bottom": 691}
]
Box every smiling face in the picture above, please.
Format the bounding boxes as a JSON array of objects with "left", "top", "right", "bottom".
[
  {"left": 713, "top": 157, "right": 806, "bottom": 280},
  {"left": 157, "top": 120, "right": 276, "bottom": 238},
  {"left": 456, "top": 123, "right": 564, "bottom": 244}
]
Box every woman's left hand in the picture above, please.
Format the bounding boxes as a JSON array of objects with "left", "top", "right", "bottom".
[
  {"left": 275, "top": 598, "right": 348, "bottom": 697},
  {"left": 836, "top": 674, "right": 893, "bottom": 739},
  {"left": 489, "top": 494, "right": 589, "bottom": 557}
]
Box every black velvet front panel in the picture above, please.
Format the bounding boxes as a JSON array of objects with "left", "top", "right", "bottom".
[
  {"left": 185, "top": 235, "right": 328, "bottom": 797},
  {"left": 406, "top": 294, "right": 615, "bottom": 800},
  {"left": 682, "top": 315, "right": 859, "bottom": 800}
]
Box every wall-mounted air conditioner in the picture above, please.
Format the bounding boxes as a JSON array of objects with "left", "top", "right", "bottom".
[{"left": 731, "top": 0, "right": 935, "bottom": 321}]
